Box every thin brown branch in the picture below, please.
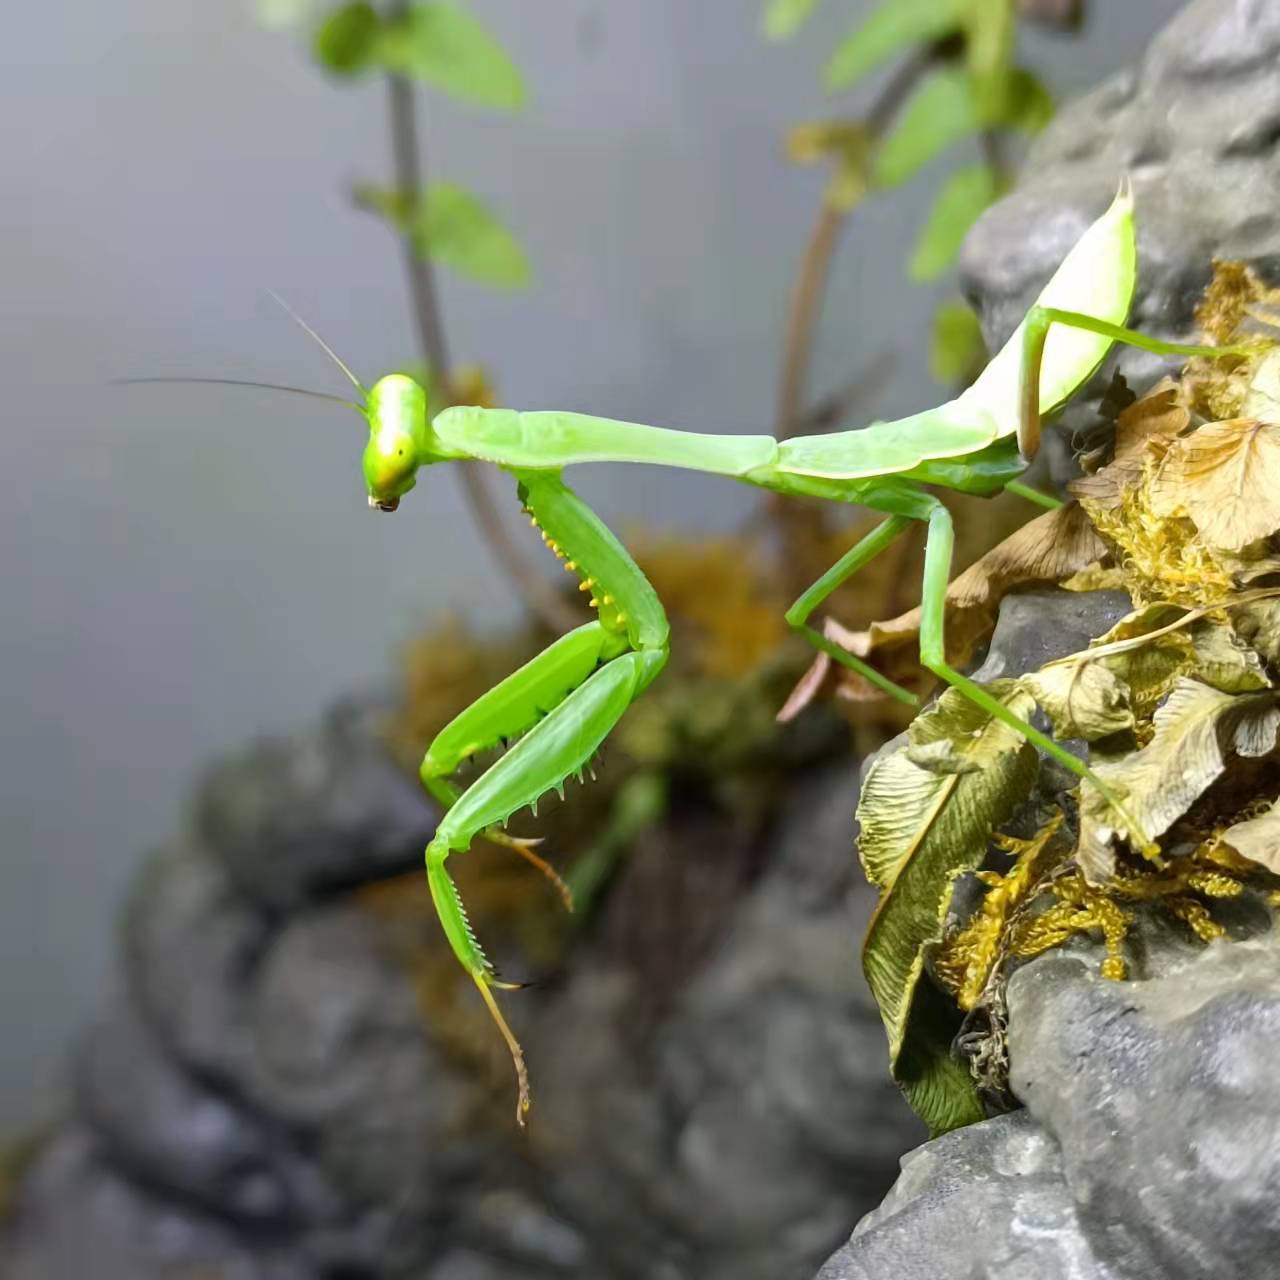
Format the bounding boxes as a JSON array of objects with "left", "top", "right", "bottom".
[
  {"left": 383, "top": 37, "right": 577, "bottom": 633},
  {"left": 768, "top": 47, "right": 940, "bottom": 591}
]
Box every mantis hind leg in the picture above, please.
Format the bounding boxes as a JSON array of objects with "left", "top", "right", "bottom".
[
  {"left": 913, "top": 498, "right": 1151, "bottom": 845},
  {"left": 1017, "top": 305, "right": 1251, "bottom": 461},
  {"left": 784, "top": 514, "right": 920, "bottom": 707},
  {"left": 427, "top": 646, "right": 667, "bottom": 1123}
]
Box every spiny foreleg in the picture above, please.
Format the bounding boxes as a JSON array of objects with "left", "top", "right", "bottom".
[
  {"left": 420, "top": 621, "right": 623, "bottom": 909},
  {"left": 427, "top": 646, "right": 666, "bottom": 1122}
]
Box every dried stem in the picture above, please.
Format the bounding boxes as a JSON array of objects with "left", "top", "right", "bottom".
[
  {"left": 769, "top": 49, "right": 941, "bottom": 592},
  {"left": 383, "top": 23, "right": 577, "bottom": 633}
]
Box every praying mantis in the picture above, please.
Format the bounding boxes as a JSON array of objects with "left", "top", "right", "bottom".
[{"left": 129, "top": 188, "right": 1245, "bottom": 1124}]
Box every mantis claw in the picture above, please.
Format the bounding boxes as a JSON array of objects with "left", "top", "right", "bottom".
[
  {"left": 484, "top": 826, "right": 574, "bottom": 913},
  {"left": 472, "top": 973, "right": 532, "bottom": 1126}
]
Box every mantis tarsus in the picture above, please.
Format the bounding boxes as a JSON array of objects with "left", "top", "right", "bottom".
[{"left": 129, "top": 189, "right": 1246, "bottom": 1123}]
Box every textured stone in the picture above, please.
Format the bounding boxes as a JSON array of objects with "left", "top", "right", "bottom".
[
  {"left": 2, "top": 1129, "right": 315, "bottom": 1280},
  {"left": 527, "top": 763, "right": 917, "bottom": 1280},
  {"left": 961, "top": 0, "right": 1280, "bottom": 450},
  {"left": 815, "top": 1111, "right": 1113, "bottom": 1280},
  {"left": 123, "top": 842, "right": 265, "bottom": 1082},
  {"left": 196, "top": 695, "right": 435, "bottom": 910},
  {"left": 1007, "top": 934, "right": 1280, "bottom": 1280},
  {"left": 74, "top": 998, "right": 296, "bottom": 1223}
]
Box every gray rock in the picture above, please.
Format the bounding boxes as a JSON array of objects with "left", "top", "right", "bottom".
[
  {"left": 815, "top": 924, "right": 1280, "bottom": 1280},
  {"left": 238, "top": 905, "right": 473, "bottom": 1211},
  {"left": 1007, "top": 936, "right": 1280, "bottom": 1280},
  {"left": 2, "top": 1128, "right": 315, "bottom": 1280},
  {"left": 961, "top": 0, "right": 1280, "bottom": 452},
  {"left": 968, "top": 588, "right": 1133, "bottom": 683},
  {"left": 123, "top": 842, "right": 264, "bottom": 1082},
  {"left": 74, "top": 998, "right": 294, "bottom": 1222},
  {"left": 816, "top": 1111, "right": 1114, "bottom": 1280},
  {"left": 528, "top": 762, "right": 917, "bottom": 1280},
  {"left": 196, "top": 695, "right": 436, "bottom": 910}
]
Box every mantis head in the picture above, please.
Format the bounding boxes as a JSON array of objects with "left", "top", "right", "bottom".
[{"left": 362, "top": 373, "right": 430, "bottom": 512}]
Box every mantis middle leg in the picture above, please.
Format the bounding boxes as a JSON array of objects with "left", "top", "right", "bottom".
[
  {"left": 908, "top": 493, "right": 1150, "bottom": 844},
  {"left": 783, "top": 515, "right": 920, "bottom": 706},
  {"left": 421, "top": 471, "right": 669, "bottom": 1124}
]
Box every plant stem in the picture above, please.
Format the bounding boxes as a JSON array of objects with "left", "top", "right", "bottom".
[
  {"left": 383, "top": 32, "right": 577, "bottom": 633},
  {"left": 769, "top": 48, "right": 939, "bottom": 592}
]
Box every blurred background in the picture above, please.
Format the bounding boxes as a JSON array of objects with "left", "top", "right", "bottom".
[{"left": 3, "top": 0, "right": 1183, "bottom": 1195}]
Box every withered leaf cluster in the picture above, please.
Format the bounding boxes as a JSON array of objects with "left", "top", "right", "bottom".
[{"left": 850, "top": 262, "right": 1280, "bottom": 1135}]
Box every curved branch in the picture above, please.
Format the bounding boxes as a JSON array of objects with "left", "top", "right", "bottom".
[{"left": 383, "top": 29, "right": 578, "bottom": 633}]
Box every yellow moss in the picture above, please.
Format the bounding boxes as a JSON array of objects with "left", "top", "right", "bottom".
[{"left": 1079, "top": 483, "right": 1235, "bottom": 609}]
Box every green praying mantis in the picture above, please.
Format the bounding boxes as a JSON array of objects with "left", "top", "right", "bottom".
[{"left": 128, "top": 187, "right": 1246, "bottom": 1124}]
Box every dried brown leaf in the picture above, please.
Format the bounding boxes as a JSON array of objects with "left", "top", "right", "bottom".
[
  {"left": 1068, "top": 379, "right": 1190, "bottom": 511},
  {"left": 823, "top": 503, "right": 1107, "bottom": 684},
  {"left": 1220, "top": 799, "right": 1280, "bottom": 874},
  {"left": 1077, "top": 678, "right": 1280, "bottom": 882},
  {"left": 1149, "top": 418, "right": 1280, "bottom": 551}
]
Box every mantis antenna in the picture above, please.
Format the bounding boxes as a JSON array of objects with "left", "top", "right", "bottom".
[
  {"left": 268, "top": 290, "right": 367, "bottom": 395},
  {"left": 112, "top": 376, "right": 364, "bottom": 414}
]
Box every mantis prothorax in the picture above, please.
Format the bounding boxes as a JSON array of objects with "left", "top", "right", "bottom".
[{"left": 129, "top": 189, "right": 1247, "bottom": 1123}]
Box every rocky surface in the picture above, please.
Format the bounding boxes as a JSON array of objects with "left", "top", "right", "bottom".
[
  {"left": 962, "top": 0, "right": 1280, "bottom": 462},
  {"left": 0, "top": 691, "right": 916, "bottom": 1280},
  {"left": 818, "top": 922, "right": 1280, "bottom": 1280}
]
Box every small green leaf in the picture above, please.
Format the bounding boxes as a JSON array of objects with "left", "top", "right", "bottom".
[
  {"left": 825, "top": 0, "right": 964, "bottom": 93},
  {"left": 963, "top": 0, "right": 1016, "bottom": 119},
  {"left": 930, "top": 300, "right": 986, "bottom": 385},
  {"left": 999, "top": 67, "right": 1054, "bottom": 132},
  {"left": 352, "top": 182, "right": 414, "bottom": 225},
  {"left": 871, "top": 69, "right": 980, "bottom": 188},
  {"left": 858, "top": 683, "right": 1039, "bottom": 1134},
  {"left": 763, "top": 0, "right": 819, "bottom": 41},
  {"left": 908, "top": 165, "right": 1000, "bottom": 281},
  {"left": 354, "top": 181, "right": 531, "bottom": 287},
  {"left": 255, "top": 0, "right": 319, "bottom": 31},
  {"left": 376, "top": 3, "right": 525, "bottom": 111},
  {"left": 313, "top": 2, "right": 381, "bottom": 76},
  {"left": 417, "top": 184, "right": 530, "bottom": 286}
]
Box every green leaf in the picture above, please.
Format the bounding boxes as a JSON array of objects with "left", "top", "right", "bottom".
[
  {"left": 376, "top": 3, "right": 525, "bottom": 111},
  {"left": 763, "top": 0, "right": 819, "bottom": 41},
  {"left": 963, "top": 0, "right": 1015, "bottom": 119},
  {"left": 930, "top": 300, "right": 986, "bottom": 385},
  {"left": 355, "top": 181, "right": 531, "bottom": 286},
  {"left": 825, "top": 0, "right": 964, "bottom": 93},
  {"left": 858, "top": 683, "right": 1039, "bottom": 1134},
  {"left": 1077, "top": 678, "right": 1280, "bottom": 882},
  {"left": 417, "top": 183, "right": 530, "bottom": 285},
  {"left": 909, "top": 165, "right": 1000, "bottom": 281},
  {"left": 872, "top": 67, "right": 1052, "bottom": 189},
  {"left": 312, "top": 2, "right": 381, "bottom": 76},
  {"left": 255, "top": 0, "right": 319, "bottom": 31},
  {"left": 998, "top": 67, "right": 1054, "bottom": 132},
  {"left": 872, "top": 69, "right": 980, "bottom": 188}
]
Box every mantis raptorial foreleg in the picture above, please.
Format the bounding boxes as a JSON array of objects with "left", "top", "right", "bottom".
[
  {"left": 783, "top": 515, "right": 919, "bottom": 706},
  {"left": 421, "top": 470, "right": 669, "bottom": 1123}
]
